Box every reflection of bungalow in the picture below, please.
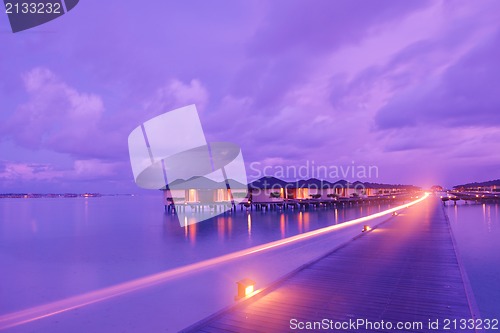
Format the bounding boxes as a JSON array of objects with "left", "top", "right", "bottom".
[{"left": 163, "top": 177, "right": 247, "bottom": 205}]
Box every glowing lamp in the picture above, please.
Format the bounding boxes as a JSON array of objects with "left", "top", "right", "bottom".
[
  {"left": 392, "top": 212, "right": 398, "bottom": 216},
  {"left": 235, "top": 278, "right": 256, "bottom": 300},
  {"left": 362, "top": 225, "right": 371, "bottom": 232}
]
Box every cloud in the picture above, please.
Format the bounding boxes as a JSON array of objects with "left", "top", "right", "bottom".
[
  {"left": 375, "top": 28, "right": 500, "bottom": 129},
  {"left": 248, "top": 0, "right": 431, "bottom": 57},
  {"left": 0, "top": 161, "right": 58, "bottom": 182},
  {"left": 0, "top": 159, "right": 124, "bottom": 183},
  {"left": 142, "top": 79, "right": 209, "bottom": 114},
  {"left": 2, "top": 67, "right": 106, "bottom": 156},
  {"left": 229, "top": 0, "right": 432, "bottom": 108},
  {"left": 2, "top": 1, "right": 500, "bottom": 191},
  {"left": 1, "top": 67, "right": 211, "bottom": 160}
]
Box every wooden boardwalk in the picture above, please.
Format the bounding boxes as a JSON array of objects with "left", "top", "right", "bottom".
[{"left": 182, "top": 198, "right": 477, "bottom": 332}]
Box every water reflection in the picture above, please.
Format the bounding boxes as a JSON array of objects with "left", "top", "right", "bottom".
[
  {"left": 0, "top": 196, "right": 396, "bottom": 316},
  {"left": 247, "top": 214, "right": 252, "bottom": 237},
  {"left": 298, "top": 212, "right": 303, "bottom": 233},
  {"left": 30, "top": 219, "right": 38, "bottom": 234},
  {"left": 84, "top": 199, "right": 89, "bottom": 225},
  {"left": 227, "top": 216, "right": 233, "bottom": 237},
  {"left": 167, "top": 202, "right": 397, "bottom": 249},
  {"left": 482, "top": 203, "right": 486, "bottom": 225},
  {"left": 496, "top": 204, "right": 499, "bottom": 226},
  {"left": 280, "top": 214, "right": 285, "bottom": 238},
  {"left": 217, "top": 218, "right": 225, "bottom": 241},
  {"left": 446, "top": 202, "right": 500, "bottom": 317},
  {"left": 303, "top": 212, "right": 310, "bottom": 232},
  {"left": 188, "top": 223, "right": 196, "bottom": 244},
  {"left": 180, "top": 217, "right": 199, "bottom": 244}
]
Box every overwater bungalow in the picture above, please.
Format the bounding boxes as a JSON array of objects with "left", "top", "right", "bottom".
[
  {"left": 163, "top": 176, "right": 420, "bottom": 210},
  {"left": 246, "top": 177, "right": 417, "bottom": 202},
  {"left": 162, "top": 177, "right": 247, "bottom": 206},
  {"left": 288, "top": 178, "right": 339, "bottom": 199},
  {"left": 247, "top": 176, "right": 288, "bottom": 203}
]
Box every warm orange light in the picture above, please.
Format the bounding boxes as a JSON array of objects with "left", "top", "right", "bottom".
[
  {"left": 362, "top": 225, "right": 371, "bottom": 232},
  {"left": 235, "top": 278, "right": 255, "bottom": 300},
  {"left": 245, "top": 285, "right": 254, "bottom": 295}
]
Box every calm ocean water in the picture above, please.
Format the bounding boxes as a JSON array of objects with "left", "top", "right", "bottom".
[
  {"left": 446, "top": 202, "right": 500, "bottom": 318},
  {"left": 0, "top": 195, "right": 393, "bottom": 315}
]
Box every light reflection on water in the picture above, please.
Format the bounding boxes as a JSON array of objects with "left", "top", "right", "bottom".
[
  {"left": 0, "top": 196, "right": 396, "bottom": 315},
  {"left": 446, "top": 202, "right": 500, "bottom": 318}
]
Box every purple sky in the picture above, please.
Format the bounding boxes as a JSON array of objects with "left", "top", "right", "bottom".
[{"left": 1, "top": 0, "right": 500, "bottom": 193}]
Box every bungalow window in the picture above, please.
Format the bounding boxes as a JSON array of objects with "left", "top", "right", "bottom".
[
  {"left": 187, "top": 189, "right": 198, "bottom": 202},
  {"left": 297, "top": 188, "right": 309, "bottom": 199},
  {"left": 216, "top": 189, "right": 231, "bottom": 201}
]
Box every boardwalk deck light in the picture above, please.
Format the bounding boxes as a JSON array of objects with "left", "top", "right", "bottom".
[
  {"left": 235, "top": 278, "right": 256, "bottom": 300},
  {"left": 362, "top": 225, "right": 371, "bottom": 232}
]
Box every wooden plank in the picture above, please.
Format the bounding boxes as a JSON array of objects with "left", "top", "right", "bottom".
[{"left": 182, "top": 198, "right": 475, "bottom": 332}]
